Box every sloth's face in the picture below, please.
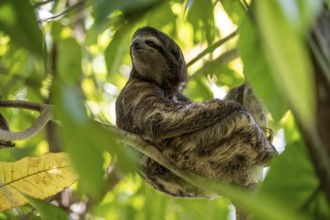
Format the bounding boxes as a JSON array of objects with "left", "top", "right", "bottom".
[
  {"left": 131, "top": 35, "right": 162, "bottom": 55},
  {"left": 130, "top": 27, "right": 187, "bottom": 91},
  {"left": 130, "top": 34, "right": 170, "bottom": 84}
]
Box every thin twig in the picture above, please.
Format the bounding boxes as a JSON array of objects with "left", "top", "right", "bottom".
[
  {"left": 0, "top": 100, "right": 45, "bottom": 112},
  {"left": 189, "top": 48, "right": 239, "bottom": 80},
  {"left": 38, "top": 1, "right": 86, "bottom": 23},
  {"left": 187, "top": 30, "right": 238, "bottom": 67},
  {"left": 0, "top": 100, "right": 54, "bottom": 141}
]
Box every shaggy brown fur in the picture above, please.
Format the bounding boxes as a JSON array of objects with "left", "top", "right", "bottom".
[{"left": 116, "top": 26, "right": 277, "bottom": 197}]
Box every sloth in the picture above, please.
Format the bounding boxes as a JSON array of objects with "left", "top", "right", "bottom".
[{"left": 115, "top": 26, "right": 277, "bottom": 197}]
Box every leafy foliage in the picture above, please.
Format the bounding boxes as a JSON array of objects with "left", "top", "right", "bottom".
[{"left": 0, "top": 0, "right": 329, "bottom": 219}]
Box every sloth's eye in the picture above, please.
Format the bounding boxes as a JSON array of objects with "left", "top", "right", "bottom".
[{"left": 145, "top": 40, "right": 158, "bottom": 48}]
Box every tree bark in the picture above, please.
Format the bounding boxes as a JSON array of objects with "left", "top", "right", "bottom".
[{"left": 303, "top": 4, "right": 330, "bottom": 204}]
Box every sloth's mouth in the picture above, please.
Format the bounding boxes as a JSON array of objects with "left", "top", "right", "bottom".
[{"left": 132, "top": 45, "right": 151, "bottom": 52}]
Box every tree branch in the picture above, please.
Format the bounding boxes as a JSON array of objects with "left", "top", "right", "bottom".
[
  {"left": 303, "top": 4, "right": 330, "bottom": 203},
  {"left": 187, "top": 30, "right": 238, "bottom": 68},
  {"left": 96, "top": 121, "right": 218, "bottom": 198},
  {"left": 0, "top": 100, "right": 54, "bottom": 141},
  {"left": 96, "top": 122, "right": 286, "bottom": 220},
  {"left": 0, "top": 100, "right": 283, "bottom": 219},
  {"left": 0, "top": 113, "right": 14, "bottom": 148},
  {"left": 0, "top": 98, "right": 220, "bottom": 197},
  {"left": 0, "top": 100, "right": 44, "bottom": 112},
  {"left": 0, "top": 99, "right": 217, "bottom": 197}
]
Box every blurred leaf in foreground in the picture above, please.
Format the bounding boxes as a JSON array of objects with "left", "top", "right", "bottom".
[
  {"left": 94, "top": 0, "right": 161, "bottom": 24},
  {"left": 239, "top": 16, "right": 288, "bottom": 121},
  {"left": 53, "top": 82, "right": 137, "bottom": 200},
  {"left": 0, "top": 0, "right": 44, "bottom": 58},
  {"left": 25, "top": 195, "right": 70, "bottom": 220},
  {"left": 255, "top": 0, "right": 320, "bottom": 127},
  {"left": 57, "top": 38, "right": 82, "bottom": 84},
  {"left": 53, "top": 83, "right": 106, "bottom": 200}
]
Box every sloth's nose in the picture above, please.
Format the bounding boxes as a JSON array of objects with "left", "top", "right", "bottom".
[{"left": 132, "top": 39, "right": 144, "bottom": 47}]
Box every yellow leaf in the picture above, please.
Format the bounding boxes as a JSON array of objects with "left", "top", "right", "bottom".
[{"left": 0, "top": 152, "right": 78, "bottom": 211}]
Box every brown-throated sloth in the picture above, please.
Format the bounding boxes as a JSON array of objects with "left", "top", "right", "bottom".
[{"left": 116, "top": 26, "right": 277, "bottom": 197}]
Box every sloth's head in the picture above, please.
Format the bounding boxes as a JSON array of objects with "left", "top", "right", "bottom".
[{"left": 130, "top": 26, "right": 187, "bottom": 95}]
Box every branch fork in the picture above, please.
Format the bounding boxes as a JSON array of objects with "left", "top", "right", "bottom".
[{"left": 0, "top": 100, "right": 54, "bottom": 142}]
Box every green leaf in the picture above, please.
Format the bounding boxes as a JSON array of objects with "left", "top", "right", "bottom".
[
  {"left": 186, "top": 0, "right": 215, "bottom": 44},
  {"left": 238, "top": 16, "right": 288, "bottom": 121},
  {"left": 105, "top": 26, "right": 131, "bottom": 78},
  {"left": 94, "top": 0, "right": 161, "bottom": 25},
  {"left": 221, "top": 0, "right": 246, "bottom": 25},
  {"left": 0, "top": 0, "right": 44, "bottom": 58},
  {"left": 259, "top": 139, "right": 330, "bottom": 219},
  {"left": 258, "top": 113, "right": 329, "bottom": 219},
  {"left": 256, "top": 0, "right": 316, "bottom": 128},
  {"left": 57, "top": 38, "right": 82, "bottom": 84},
  {"left": 50, "top": 21, "right": 63, "bottom": 42},
  {"left": 215, "top": 66, "right": 244, "bottom": 88},
  {"left": 53, "top": 82, "right": 137, "bottom": 198},
  {"left": 53, "top": 83, "right": 105, "bottom": 199},
  {"left": 277, "top": 0, "right": 323, "bottom": 33},
  {"left": 185, "top": 78, "right": 213, "bottom": 101},
  {"left": 146, "top": 2, "right": 176, "bottom": 30},
  {"left": 25, "top": 195, "right": 69, "bottom": 220}
]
